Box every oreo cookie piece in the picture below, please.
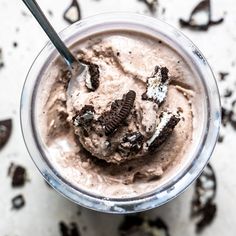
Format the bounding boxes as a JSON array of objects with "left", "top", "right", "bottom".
[
  {"left": 12, "top": 194, "right": 25, "bottom": 210},
  {"left": 146, "top": 111, "right": 180, "bottom": 152},
  {"left": 138, "top": 0, "right": 158, "bottom": 13},
  {"left": 191, "top": 163, "right": 217, "bottom": 233},
  {"left": 179, "top": 0, "right": 224, "bottom": 31},
  {"left": 118, "top": 132, "right": 144, "bottom": 157},
  {"left": 142, "top": 66, "right": 170, "bottom": 105},
  {"left": 8, "top": 163, "right": 27, "bottom": 187},
  {"left": 63, "top": 0, "right": 81, "bottom": 24},
  {"left": 59, "top": 221, "right": 80, "bottom": 236},
  {"left": 73, "top": 105, "right": 95, "bottom": 127},
  {"left": 85, "top": 63, "right": 100, "bottom": 91},
  {"left": 0, "top": 119, "right": 12, "bottom": 150},
  {"left": 79, "top": 60, "right": 100, "bottom": 91},
  {"left": 119, "top": 215, "right": 170, "bottom": 236},
  {"left": 99, "top": 90, "right": 136, "bottom": 135},
  {"left": 219, "top": 72, "right": 229, "bottom": 81}
]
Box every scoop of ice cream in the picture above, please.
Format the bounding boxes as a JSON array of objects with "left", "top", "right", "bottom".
[{"left": 69, "top": 60, "right": 180, "bottom": 164}]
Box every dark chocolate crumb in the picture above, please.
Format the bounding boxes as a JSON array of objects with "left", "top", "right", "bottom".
[
  {"left": 179, "top": 0, "right": 224, "bottom": 31},
  {"left": 221, "top": 107, "right": 231, "bottom": 127},
  {"left": 8, "top": 164, "right": 27, "bottom": 187},
  {"left": 161, "top": 7, "right": 166, "bottom": 15},
  {"left": 117, "top": 52, "right": 120, "bottom": 56},
  {"left": 217, "top": 135, "right": 224, "bottom": 143},
  {"left": 63, "top": 0, "right": 81, "bottom": 24},
  {"left": 118, "top": 132, "right": 144, "bottom": 156},
  {"left": 12, "top": 194, "right": 25, "bottom": 210},
  {"left": 219, "top": 72, "right": 229, "bottom": 81},
  {"left": 0, "top": 119, "right": 12, "bottom": 150},
  {"left": 224, "top": 89, "right": 233, "bottom": 98},
  {"left": 59, "top": 222, "right": 80, "bottom": 236},
  {"left": 13, "top": 42, "right": 18, "bottom": 48},
  {"left": 119, "top": 215, "right": 143, "bottom": 232},
  {"left": 0, "top": 48, "right": 5, "bottom": 70},
  {"left": 99, "top": 90, "right": 136, "bottom": 135},
  {"left": 48, "top": 10, "right": 53, "bottom": 16}
]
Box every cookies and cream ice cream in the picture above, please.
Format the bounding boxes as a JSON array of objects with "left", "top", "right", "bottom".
[{"left": 35, "top": 30, "right": 204, "bottom": 198}]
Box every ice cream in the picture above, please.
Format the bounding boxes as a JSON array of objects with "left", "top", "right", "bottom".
[{"left": 35, "top": 30, "right": 204, "bottom": 198}]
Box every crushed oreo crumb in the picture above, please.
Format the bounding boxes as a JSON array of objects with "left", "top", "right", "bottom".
[
  {"left": 219, "top": 72, "right": 229, "bottom": 81},
  {"left": 146, "top": 111, "right": 180, "bottom": 152},
  {"left": 59, "top": 222, "right": 80, "bottom": 236},
  {"left": 217, "top": 135, "right": 224, "bottom": 143},
  {"left": 73, "top": 105, "right": 95, "bottom": 127},
  {"left": 48, "top": 10, "right": 53, "bottom": 16},
  {"left": 119, "top": 215, "right": 170, "bottom": 236},
  {"left": 0, "top": 119, "right": 12, "bottom": 150},
  {"left": 224, "top": 89, "right": 233, "bottom": 98},
  {"left": 63, "top": 0, "right": 81, "bottom": 24},
  {"left": 8, "top": 163, "right": 27, "bottom": 187},
  {"left": 138, "top": 0, "right": 158, "bottom": 13},
  {"left": 142, "top": 66, "right": 170, "bottom": 104},
  {"left": 191, "top": 163, "right": 217, "bottom": 233},
  {"left": 12, "top": 194, "right": 25, "bottom": 210},
  {"left": 13, "top": 42, "right": 18, "bottom": 48},
  {"left": 221, "top": 106, "right": 236, "bottom": 130},
  {"left": 179, "top": 0, "right": 224, "bottom": 31},
  {"left": 0, "top": 48, "right": 4, "bottom": 69},
  {"left": 99, "top": 90, "right": 136, "bottom": 135},
  {"left": 118, "top": 132, "right": 144, "bottom": 157}
]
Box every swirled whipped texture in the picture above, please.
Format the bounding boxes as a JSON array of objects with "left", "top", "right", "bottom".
[{"left": 36, "top": 31, "right": 205, "bottom": 198}]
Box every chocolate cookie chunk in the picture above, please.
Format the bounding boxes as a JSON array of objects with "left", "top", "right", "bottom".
[
  {"left": 138, "top": 0, "right": 158, "bottom": 13},
  {"left": 8, "top": 163, "right": 27, "bottom": 187},
  {"left": 146, "top": 111, "right": 180, "bottom": 152},
  {"left": 63, "top": 0, "right": 81, "bottom": 24},
  {"left": 119, "top": 215, "right": 170, "bottom": 236},
  {"left": 118, "top": 132, "right": 144, "bottom": 157},
  {"left": 59, "top": 222, "right": 80, "bottom": 236},
  {"left": 0, "top": 119, "right": 12, "bottom": 150},
  {"left": 99, "top": 90, "right": 136, "bottom": 135},
  {"left": 179, "top": 0, "right": 224, "bottom": 31},
  {"left": 142, "top": 66, "right": 170, "bottom": 104},
  {"left": 191, "top": 163, "right": 217, "bottom": 233},
  {"left": 80, "top": 60, "right": 100, "bottom": 91},
  {"left": 86, "top": 63, "right": 100, "bottom": 91}
]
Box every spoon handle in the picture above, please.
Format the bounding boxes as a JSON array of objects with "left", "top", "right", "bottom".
[{"left": 22, "top": 0, "right": 77, "bottom": 65}]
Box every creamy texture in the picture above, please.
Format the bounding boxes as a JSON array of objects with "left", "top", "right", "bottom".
[{"left": 36, "top": 31, "right": 204, "bottom": 198}]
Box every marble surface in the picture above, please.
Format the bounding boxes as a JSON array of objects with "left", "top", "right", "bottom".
[{"left": 0, "top": 0, "right": 235, "bottom": 235}]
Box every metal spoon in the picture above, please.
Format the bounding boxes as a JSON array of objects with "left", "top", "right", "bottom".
[{"left": 22, "top": 0, "right": 88, "bottom": 95}]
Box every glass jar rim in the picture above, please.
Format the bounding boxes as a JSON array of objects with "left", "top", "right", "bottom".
[{"left": 20, "top": 12, "right": 221, "bottom": 213}]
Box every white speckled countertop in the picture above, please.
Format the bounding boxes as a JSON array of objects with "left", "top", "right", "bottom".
[{"left": 0, "top": 0, "right": 235, "bottom": 235}]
